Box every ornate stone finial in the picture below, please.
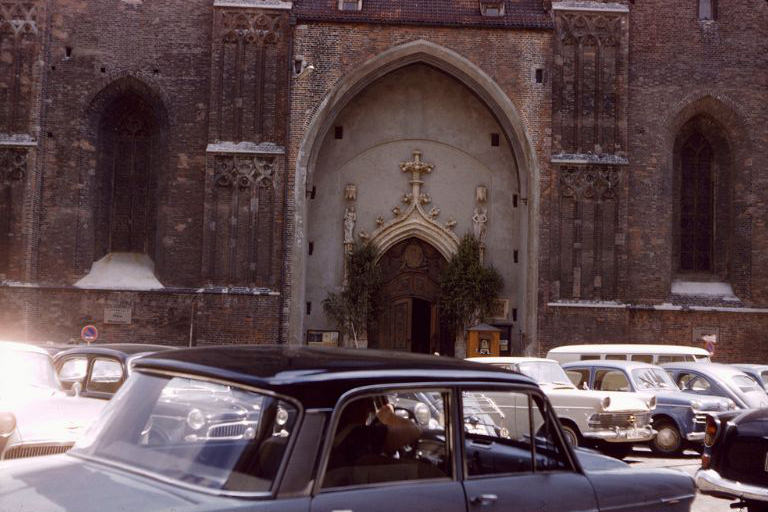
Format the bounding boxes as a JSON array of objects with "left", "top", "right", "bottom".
[
  {"left": 376, "top": 216, "right": 384, "bottom": 226},
  {"left": 429, "top": 207, "right": 440, "bottom": 219},
  {"left": 476, "top": 185, "right": 488, "bottom": 203},
  {"left": 344, "top": 183, "right": 357, "bottom": 201},
  {"left": 392, "top": 206, "right": 401, "bottom": 217},
  {"left": 445, "top": 218, "right": 457, "bottom": 229},
  {"left": 402, "top": 192, "right": 413, "bottom": 204},
  {"left": 358, "top": 230, "right": 369, "bottom": 241}
]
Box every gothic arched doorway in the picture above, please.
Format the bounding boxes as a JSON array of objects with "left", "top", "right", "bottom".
[{"left": 369, "top": 238, "right": 451, "bottom": 355}]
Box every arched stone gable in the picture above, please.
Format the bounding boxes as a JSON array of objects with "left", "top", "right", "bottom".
[{"left": 289, "top": 40, "right": 540, "bottom": 347}]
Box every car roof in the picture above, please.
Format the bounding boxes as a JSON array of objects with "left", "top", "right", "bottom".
[
  {"left": 134, "top": 345, "right": 537, "bottom": 408},
  {"left": 0, "top": 340, "right": 51, "bottom": 356},
  {"left": 562, "top": 360, "right": 656, "bottom": 371},
  {"left": 660, "top": 361, "right": 746, "bottom": 376},
  {"left": 732, "top": 364, "right": 768, "bottom": 370},
  {"left": 547, "top": 344, "right": 710, "bottom": 355},
  {"left": 54, "top": 343, "right": 175, "bottom": 360},
  {"left": 470, "top": 356, "right": 556, "bottom": 364}
]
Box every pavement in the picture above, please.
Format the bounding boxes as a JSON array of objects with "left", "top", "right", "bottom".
[{"left": 626, "top": 446, "right": 741, "bottom": 512}]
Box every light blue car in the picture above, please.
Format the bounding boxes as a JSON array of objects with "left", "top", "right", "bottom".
[{"left": 563, "top": 360, "right": 735, "bottom": 455}]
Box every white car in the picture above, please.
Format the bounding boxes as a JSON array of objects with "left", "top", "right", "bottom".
[
  {"left": 470, "top": 357, "right": 656, "bottom": 458},
  {"left": 0, "top": 342, "right": 105, "bottom": 460}
]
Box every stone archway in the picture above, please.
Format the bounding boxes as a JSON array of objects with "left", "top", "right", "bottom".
[{"left": 369, "top": 238, "right": 450, "bottom": 355}]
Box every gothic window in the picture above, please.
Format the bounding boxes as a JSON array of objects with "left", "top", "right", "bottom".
[
  {"left": 680, "top": 133, "right": 714, "bottom": 272},
  {"left": 698, "top": 0, "right": 716, "bottom": 20},
  {"left": 338, "top": 0, "right": 362, "bottom": 11},
  {"left": 94, "top": 90, "right": 163, "bottom": 260}
]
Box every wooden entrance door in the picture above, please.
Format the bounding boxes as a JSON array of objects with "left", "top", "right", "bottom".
[{"left": 369, "top": 238, "right": 447, "bottom": 353}]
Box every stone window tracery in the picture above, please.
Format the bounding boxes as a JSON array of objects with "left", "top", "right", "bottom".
[
  {"left": 680, "top": 133, "right": 714, "bottom": 272},
  {"left": 698, "top": 0, "right": 716, "bottom": 20}
]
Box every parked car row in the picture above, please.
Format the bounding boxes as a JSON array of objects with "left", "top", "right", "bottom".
[{"left": 0, "top": 345, "right": 697, "bottom": 512}]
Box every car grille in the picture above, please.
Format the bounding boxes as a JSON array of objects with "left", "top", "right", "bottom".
[
  {"left": 590, "top": 412, "right": 652, "bottom": 429},
  {"left": 206, "top": 421, "right": 257, "bottom": 439},
  {"left": 721, "top": 438, "right": 768, "bottom": 487},
  {"left": 3, "top": 443, "right": 73, "bottom": 460},
  {"left": 694, "top": 413, "right": 708, "bottom": 425}
]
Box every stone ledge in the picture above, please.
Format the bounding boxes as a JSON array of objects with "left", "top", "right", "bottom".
[
  {"left": 552, "top": 2, "right": 629, "bottom": 13},
  {"left": 0, "top": 134, "right": 37, "bottom": 147},
  {"left": 213, "top": 0, "right": 292, "bottom": 10},
  {"left": 551, "top": 153, "right": 629, "bottom": 166},
  {"left": 206, "top": 141, "right": 285, "bottom": 155},
  {"left": 0, "top": 282, "right": 280, "bottom": 296},
  {"left": 548, "top": 300, "right": 768, "bottom": 314}
]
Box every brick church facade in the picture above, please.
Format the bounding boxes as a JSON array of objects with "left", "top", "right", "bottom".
[{"left": 0, "top": 0, "right": 766, "bottom": 360}]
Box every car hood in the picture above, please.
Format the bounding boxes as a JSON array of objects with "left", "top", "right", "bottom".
[
  {"left": 656, "top": 391, "right": 732, "bottom": 410},
  {"left": 0, "top": 455, "right": 257, "bottom": 512},
  {"left": 2, "top": 394, "right": 105, "bottom": 444},
  {"left": 540, "top": 385, "right": 650, "bottom": 412}
]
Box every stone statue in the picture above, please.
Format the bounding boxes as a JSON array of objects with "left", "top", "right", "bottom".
[
  {"left": 473, "top": 207, "right": 488, "bottom": 241},
  {"left": 343, "top": 206, "right": 356, "bottom": 244}
]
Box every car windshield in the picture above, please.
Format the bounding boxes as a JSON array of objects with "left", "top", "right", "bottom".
[
  {"left": 631, "top": 367, "right": 678, "bottom": 391},
  {"left": 0, "top": 349, "right": 59, "bottom": 392},
  {"left": 72, "top": 373, "right": 298, "bottom": 494},
  {"left": 732, "top": 374, "right": 762, "bottom": 394},
  {"left": 516, "top": 362, "right": 574, "bottom": 387}
]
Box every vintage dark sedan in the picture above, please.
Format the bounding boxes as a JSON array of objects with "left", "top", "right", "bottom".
[
  {"left": 54, "top": 343, "right": 175, "bottom": 399},
  {"left": 696, "top": 408, "right": 768, "bottom": 512},
  {"left": 0, "top": 346, "right": 695, "bottom": 512},
  {"left": 563, "top": 360, "right": 735, "bottom": 455}
]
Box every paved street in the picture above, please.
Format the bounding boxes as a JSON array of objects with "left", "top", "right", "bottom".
[{"left": 626, "top": 446, "right": 740, "bottom": 512}]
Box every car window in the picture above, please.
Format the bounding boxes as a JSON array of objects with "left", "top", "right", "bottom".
[
  {"left": 677, "top": 372, "right": 711, "bottom": 392},
  {"left": 580, "top": 355, "right": 600, "bottom": 361},
  {"left": 733, "top": 375, "right": 761, "bottom": 393},
  {"left": 630, "top": 354, "right": 653, "bottom": 363},
  {"left": 594, "top": 370, "right": 630, "bottom": 392},
  {"left": 59, "top": 357, "right": 88, "bottom": 381},
  {"left": 73, "top": 374, "right": 298, "bottom": 494},
  {"left": 760, "top": 371, "right": 768, "bottom": 384},
  {"left": 462, "top": 390, "right": 570, "bottom": 476},
  {"left": 86, "top": 358, "right": 124, "bottom": 394},
  {"left": 631, "top": 367, "right": 678, "bottom": 391},
  {"left": 565, "top": 369, "right": 589, "bottom": 388},
  {"left": 605, "top": 354, "right": 626, "bottom": 360},
  {"left": 322, "top": 390, "right": 451, "bottom": 489},
  {"left": 657, "top": 355, "right": 686, "bottom": 364}
]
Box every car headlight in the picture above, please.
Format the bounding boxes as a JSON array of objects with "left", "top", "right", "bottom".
[
  {"left": 690, "top": 400, "right": 702, "bottom": 412},
  {"left": 601, "top": 396, "right": 611, "bottom": 410},
  {"left": 704, "top": 415, "right": 719, "bottom": 447},
  {"left": 647, "top": 396, "right": 657, "bottom": 410},
  {"left": 186, "top": 408, "right": 206, "bottom": 431},
  {"left": 414, "top": 402, "right": 430, "bottom": 426},
  {"left": 276, "top": 406, "right": 289, "bottom": 426},
  {"left": 0, "top": 412, "right": 15, "bottom": 437}
]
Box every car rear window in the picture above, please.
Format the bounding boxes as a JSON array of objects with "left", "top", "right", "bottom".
[
  {"left": 72, "top": 373, "right": 298, "bottom": 494},
  {"left": 733, "top": 375, "right": 761, "bottom": 393}
]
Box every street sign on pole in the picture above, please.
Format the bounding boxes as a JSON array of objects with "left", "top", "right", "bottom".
[{"left": 80, "top": 325, "right": 99, "bottom": 344}]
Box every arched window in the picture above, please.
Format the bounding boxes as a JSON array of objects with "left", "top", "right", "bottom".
[{"left": 679, "top": 133, "right": 714, "bottom": 272}]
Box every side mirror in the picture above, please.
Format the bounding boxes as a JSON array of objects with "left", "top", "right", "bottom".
[{"left": 71, "top": 381, "right": 82, "bottom": 397}]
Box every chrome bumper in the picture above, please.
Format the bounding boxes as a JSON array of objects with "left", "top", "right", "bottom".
[
  {"left": 686, "top": 432, "right": 705, "bottom": 442},
  {"left": 696, "top": 469, "right": 768, "bottom": 503},
  {"left": 583, "top": 426, "right": 655, "bottom": 443}
]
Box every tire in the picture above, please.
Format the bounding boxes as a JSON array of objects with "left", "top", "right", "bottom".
[
  {"left": 650, "top": 420, "right": 683, "bottom": 456},
  {"left": 560, "top": 424, "right": 580, "bottom": 447},
  {"left": 747, "top": 501, "right": 768, "bottom": 512},
  {"left": 601, "top": 443, "right": 633, "bottom": 459}
]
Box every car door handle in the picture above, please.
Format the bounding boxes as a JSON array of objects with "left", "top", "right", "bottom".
[{"left": 471, "top": 494, "right": 498, "bottom": 506}]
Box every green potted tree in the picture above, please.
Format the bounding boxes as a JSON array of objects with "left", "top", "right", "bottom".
[
  {"left": 323, "top": 242, "right": 382, "bottom": 348},
  {"left": 439, "top": 235, "right": 503, "bottom": 357}
]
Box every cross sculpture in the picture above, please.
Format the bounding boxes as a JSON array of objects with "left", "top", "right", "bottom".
[{"left": 399, "top": 150, "right": 434, "bottom": 206}]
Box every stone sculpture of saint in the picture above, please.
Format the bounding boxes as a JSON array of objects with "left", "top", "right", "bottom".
[
  {"left": 344, "top": 206, "right": 357, "bottom": 244},
  {"left": 473, "top": 207, "right": 488, "bottom": 242}
]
